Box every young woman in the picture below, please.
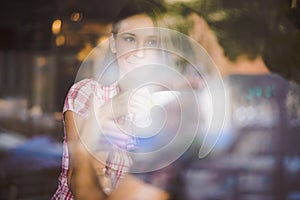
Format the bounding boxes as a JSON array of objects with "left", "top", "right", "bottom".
[{"left": 52, "top": 0, "right": 167, "bottom": 199}]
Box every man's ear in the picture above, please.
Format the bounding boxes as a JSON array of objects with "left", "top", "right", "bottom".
[{"left": 110, "top": 34, "right": 117, "bottom": 53}]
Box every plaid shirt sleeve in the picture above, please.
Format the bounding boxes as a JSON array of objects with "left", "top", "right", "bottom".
[{"left": 53, "top": 79, "right": 132, "bottom": 199}]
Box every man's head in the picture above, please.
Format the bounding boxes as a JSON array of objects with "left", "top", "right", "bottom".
[{"left": 186, "top": 0, "right": 280, "bottom": 62}]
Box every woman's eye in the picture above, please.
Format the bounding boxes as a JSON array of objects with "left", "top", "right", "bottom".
[
  {"left": 145, "top": 39, "right": 157, "bottom": 47},
  {"left": 123, "top": 36, "right": 135, "bottom": 43}
]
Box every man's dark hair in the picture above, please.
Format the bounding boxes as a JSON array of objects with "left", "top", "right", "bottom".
[{"left": 188, "top": 0, "right": 280, "bottom": 61}]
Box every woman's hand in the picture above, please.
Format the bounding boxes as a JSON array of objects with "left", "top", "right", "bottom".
[
  {"left": 75, "top": 87, "right": 151, "bottom": 151},
  {"left": 98, "top": 87, "right": 153, "bottom": 120}
]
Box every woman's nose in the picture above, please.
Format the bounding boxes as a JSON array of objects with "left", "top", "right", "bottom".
[
  {"left": 135, "top": 49, "right": 145, "bottom": 58},
  {"left": 134, "top": 42, "right": 145, "bottom": 58}
]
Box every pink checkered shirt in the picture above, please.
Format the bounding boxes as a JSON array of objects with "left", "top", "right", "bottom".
[{"left": 52, "top": 79, "right": 132, "bottom": 200}]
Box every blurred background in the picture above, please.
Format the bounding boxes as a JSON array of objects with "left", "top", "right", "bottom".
[{"left": 0, "top": 0, "right": 299, "bottom": 199}]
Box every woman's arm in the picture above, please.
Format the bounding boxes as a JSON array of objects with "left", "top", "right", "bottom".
[
  {"left": 64, "top": 91, "right": 134, "bottom": 198},
  {"left": 64, "top": 87, "right": 164, "bottom": 199},
  {"left": 108, "top": 174, "right": 170, "bottom": 200},
  {"left": 65, "top": 111, "right": 106, "bottom": 199}
]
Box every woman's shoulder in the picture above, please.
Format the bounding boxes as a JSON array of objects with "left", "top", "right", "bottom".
[
  {"left": 63, "top": 78, "right": 119, "bottom": 116},
  {"left": 63, "top": 79, "right": 100, "bottom": 116},
  {"left": 68, "top": 78, "right": 119, "bottom": 97},
  {"left": 69, "top": 78, "right": 100, "bottom": 93}
]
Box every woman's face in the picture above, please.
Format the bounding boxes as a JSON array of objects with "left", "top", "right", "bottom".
[{"left": 111, "top": 14, "right": 159, "bottom": 77}]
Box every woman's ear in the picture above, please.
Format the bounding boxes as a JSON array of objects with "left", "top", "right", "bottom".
[{"left": 110, "top": 34, "right": 117, "bottom": 53}]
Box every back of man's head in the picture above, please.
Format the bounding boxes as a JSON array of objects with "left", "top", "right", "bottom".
[{"left": 188, "top": 0, "right": 280, "bottom": 62}]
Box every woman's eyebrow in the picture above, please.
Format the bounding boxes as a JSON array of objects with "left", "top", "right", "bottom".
[
  {"left": 120, "top": 32, "right": 136, "bottom": 37},
  {"left": 147, "top": 35, "right": 158, "bottom": 39}
]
